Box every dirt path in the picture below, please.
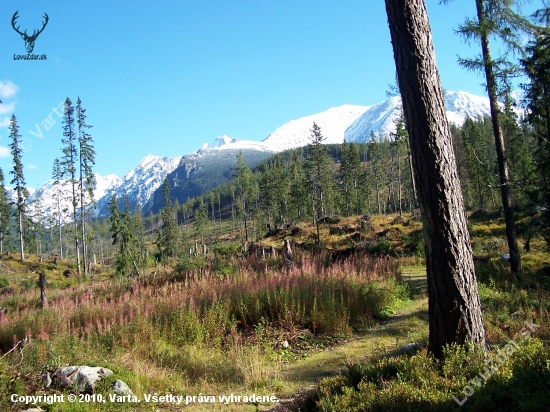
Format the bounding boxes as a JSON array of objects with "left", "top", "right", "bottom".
[
  {"left": 179, "top": 268, "right": 428, "bottom": 412},
  {"left": 261, "top": 267, "right": 428, "bottom": 411}
]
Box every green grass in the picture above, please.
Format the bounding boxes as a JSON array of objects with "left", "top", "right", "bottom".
[
  {"left": 0, "top": 250, "right": 409, "bottom": 411},
  {"left": 1, "top": 210, "right": 549, "bottom": 411}
]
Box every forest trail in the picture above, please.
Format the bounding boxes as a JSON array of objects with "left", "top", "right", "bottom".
[{"left": 261, "top": 266, "right": 428, "bottom": 411}]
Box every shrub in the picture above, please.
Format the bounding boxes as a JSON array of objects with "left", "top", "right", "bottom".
[
  {"left": 370, "top": 238, "right": 394, "bottom": 255},
  {"left": 0, "top": 277, "right": 8, "bottom": 289},
  {"left": 314, "top": 339, "right": 550, "bottom": 412},
  {"left": 401, "top": 229, "right": 425, "bottom": 257}
]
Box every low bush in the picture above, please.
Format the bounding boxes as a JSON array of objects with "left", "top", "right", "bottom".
[{"left": 314, "top": 339, "right": 550, "bottom": 412}]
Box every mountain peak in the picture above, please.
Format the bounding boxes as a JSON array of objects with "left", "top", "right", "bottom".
[{"left": 211, "top": 135, "right": 238, "bottom": 148}]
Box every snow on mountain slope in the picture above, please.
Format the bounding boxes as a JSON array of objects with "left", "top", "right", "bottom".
[
  {"left": 345, "top": 90, "right": 505, "bottom": 143},
  {"left": 23, "top": 174, "right": 121, "bottom": 224},
  {"left": 259, "top": 91, "right": 502, "bottom": 148},
  {"left": 146, "top": 136, "right": 278, "bottom": 214},
  {"left": 96, "top": 155, "right": 182, "bottom": 214},
  {"left": 27, "top": 90, "right": 512, "bottom": 221},
  {"left": 7, "top": 186, "right": 36, "bottom": 203},
  {"left": 198, "top": 135, "right": 273, "bottom": 153},
  {"left": 344, "top": 97, "right": 402, "bottom": 143},
  {"left": 445, "top": 90, "right": 493, "bottom": 126},
  {"left": 261, "top": 104, "right": 372, "bottom": 151}
]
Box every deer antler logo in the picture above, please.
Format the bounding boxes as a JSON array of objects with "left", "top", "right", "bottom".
[{"left": 11, "top": 11, "right": 49, "bottom": 53}]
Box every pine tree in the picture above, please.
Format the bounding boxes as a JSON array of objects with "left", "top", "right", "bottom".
[
  {"left": 77, "top": 97, "right": 95, "bottom": 273},
  {"left": 51, "top": 158, "right": 65, "bottom": 259},
  {"left": 271, "top": 155, "right": 289, "bottom": 225},
  {"left": 463, "top": 119, "right": 491, "bottom": 210},
  {"left": 160, "top": 178, "right": 178, "bottom": 257},
  {"left": 289, "top": 152, "right": 306, "bottom": 223},
  {"left": 233, "top": 152, "right": 253, "bottom": 243},
  {"left": 0, "top": 168, "right": 10, "bottom": 253},
  {"left": 367, "top": 134, "right": 384, "bottom": 214},
  {"left": 502, "top": 96, "right": 535, "bottom": 206},
  {"left": 449, "top": 0, "right": 526, "bottom": 277},
  {"left": 133, "top": 202, "right": 147, "bottom": 267},
  {"left": 385, "top": 0, "right": 486, "bottom": 358},
  {"left": 194, "top": 198, "right": 209, "bottom": 246},
  {"left": 8, "top": 114, "right": 28, "bottom": 262},
  {"left": 61, "top": 98, "right": 82, "bottom": 276},
  {"left": 305, "top": 123, "right": 333, "bottom": 245},
  {"left": 340, "top": 141, "right": 362, "bottom": 216},
  {"left": 521, "top": 24, "right": 550, "bottom": 245},
  {"left": 259, "top": 164, "right": 274, "bottom": 228}
]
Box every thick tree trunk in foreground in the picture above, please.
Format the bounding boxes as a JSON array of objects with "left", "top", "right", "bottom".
[
  {"left": 385, "top": 0, "right": 486, "bottom": 358},
  {"left": 475, "top": 0, "right": 522, "bottom": 278}
]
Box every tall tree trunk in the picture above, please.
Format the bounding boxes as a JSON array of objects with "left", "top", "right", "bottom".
[
  {"left": 81, "top": 205, "right": 88, "bottom": 273},
  {"left": 71, "top": 181, "right": 81, "bottom": 276},
  {"left": 80, "top": 174, "right": 87, "bottom": 274},
  {"left": 56, "top": 189, "right": 63, "bottom": 259},
  {"left": 18, "top": 206, "right": 24, "bottom": 262},
  {"left": 398, "top": 148, "right": 403, "bottom": 216},
  {"left": 385, "top": 0, "right": 486, "bottom": 358},
  {"left": 475, "top": 0, "right": 522, "bottom": 278}
]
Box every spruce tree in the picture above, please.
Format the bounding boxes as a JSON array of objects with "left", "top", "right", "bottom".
[
  {"left": 77, "top": 97, "right": 95, "bottom": 273},
  {"left": 133, "top": 202, "right": 146, "bottom": 267},
  {"left": 271, "top": 155, "right": 289, "bottom": 225},
  {"left": 160, "top": 178, "right": 178, "bottom": 257},
  {"left": 367, "top": 134, "right": 384, "bottom": 214},
  {"left": 521, "top": 25, "right": 550, "bottom": 245},
  {"left": 448, "top": 0, "right": 526, "bottom": 277},
  {"left": 463, "top": 119, "right": 491, "bottom": 210},
  {"left": 289, "top": 152, "right": 306, "bottom": 223},
  {"left": 259, "top": 164, "right": 274, "bottom": 228},
  {"left": 61, "top": 98, "right": 82, "bottom": 276},
  {"left": 501, "top": 96, "right": 535, "bottom": 206},
  {"left": 305, "top": 122, "right": 333, "bottom": 245},
  {"left": 8, "top": 114, "right": 28, "bottom": 262},
  {"left": 194, "top": 198, "right": 209, "bottom": 246},
  {"left": 51, "top": 158, "right": 65, "bottom": 259},
  {"left": 233, "top": 152, "right": 253, "bottom": 243},
  {"left": 108, "top": 195, "right": 123, "bottom": 272},
  {"left": 340, "top": 141, "right": 362, "bottom": 216}
]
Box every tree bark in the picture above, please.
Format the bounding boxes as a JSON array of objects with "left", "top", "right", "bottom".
[
  {"left": 475, "top": 0, "right": 522, "bottom": 278},
  {"left": 385, "top": 0, "right": 486, "bottom": 358},
  {"left": 18, "top": 203, "right": 24, "bottom": 262},
  {"left": 39, "top": 272, "right": 48, "bottom": 309}
]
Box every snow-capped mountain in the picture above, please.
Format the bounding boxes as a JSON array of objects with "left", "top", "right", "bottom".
[
  {"left": 261, "top": 104, "right": 371, "bottom": 151},
  {"left": 344, "top": 90, "right": 524, "bottom": 143},
  {"left": 444, "top": 90, "right": 494, "bottom": 126},
  {"left": 19, "top": 174, "right": 120, "bottom": 225},
  {"left": 199, "top": 135, "right": 273, "bottom": 153},
  {"left": 7, "top": 186, "right": 36, "bottom": 203},
  {"left": 146, "top": 135, "right": 277, "bottom": 214},
  {"left": 343, "top": 97, "right": 402, "bottom": 143},
  {"left": 96, "top": 155, "right": 182, "bottom": 216},
  {"left": 27, "top": 90, "right": 504, "bottom": 220}
]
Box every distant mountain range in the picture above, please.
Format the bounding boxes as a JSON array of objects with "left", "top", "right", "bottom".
[{"left": 21, "top": 90, "right": 506, "bottom": 222}]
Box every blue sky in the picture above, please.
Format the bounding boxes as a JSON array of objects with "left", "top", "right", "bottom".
[{"left": 0, "top": 0, "right": 521, "bottom": 188}]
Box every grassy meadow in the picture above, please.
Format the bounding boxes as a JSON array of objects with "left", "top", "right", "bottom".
[{"left": 0, "top": 210, "right": 548, "bottom": 411}]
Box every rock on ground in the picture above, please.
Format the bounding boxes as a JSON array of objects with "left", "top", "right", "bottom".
[
  {"left": 112, "top": 379, "right": 134, "bottom": 396},
  {"left": 53, "top": 366, "right": 113, "bottom": 393}
]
